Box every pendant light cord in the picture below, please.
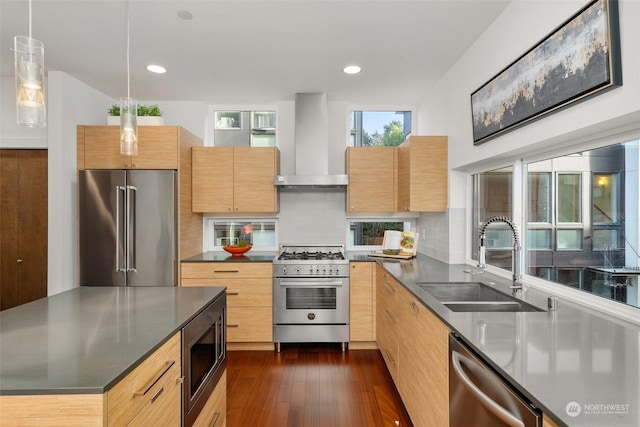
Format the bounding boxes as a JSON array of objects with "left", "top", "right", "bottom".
[
  {"left": 28, "top": 0, "right": 32, "bottom": 39},
  {"left": 126, "top": 0, "right": 131, "bottom": 100}
]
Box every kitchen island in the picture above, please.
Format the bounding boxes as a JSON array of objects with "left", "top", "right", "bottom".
[
  {"left": 350, "top": 253, "right": 640, "bottom": 427},
  {"left": 0, "top": 286, "right": 226, "bottom": 426}
]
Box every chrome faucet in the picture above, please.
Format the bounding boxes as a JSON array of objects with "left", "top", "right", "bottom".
[{"left": 478, "top": 216, "right": 522, "bottom": 290}]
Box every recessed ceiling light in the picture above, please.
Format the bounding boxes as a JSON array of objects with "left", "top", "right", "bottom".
[
  {"left": 146, "top": 64, "right": 166, "bottom": 74},
  {"left": 343, "top": 65, "right": 361, "bottom": 75},
  {"left": 177, "top": 10, "right": 193, "bottom": 20}
]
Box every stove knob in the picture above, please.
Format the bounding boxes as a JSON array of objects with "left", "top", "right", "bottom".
[{"left": 282, "top": 267, "right": 287, "bottom": 274}]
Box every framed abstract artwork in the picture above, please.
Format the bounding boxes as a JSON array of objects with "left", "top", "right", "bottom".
[{"left": 471, "top": 0, "right": 622, "bottom": 145}]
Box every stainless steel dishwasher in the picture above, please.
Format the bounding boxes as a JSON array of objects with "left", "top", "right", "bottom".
[{"left": 449, "top": 334, "right": 542, "bottom": 427}]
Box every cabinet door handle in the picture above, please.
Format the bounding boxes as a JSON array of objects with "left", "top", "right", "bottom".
[
  {"left": 212, "top": 411, "right": 222, "bottom": 427},
  {"left": 227, "top": 324, "right": 239, "bottom": 328},
  {"left": 214, "top": 269, "right": 240, "bottom": 273},
  {"left": 16, "top": 259, "right": 23, "bottom": 263},
  {"left": 385, "top": 282, "right": 396, "bottom": 294},
  {"left": 134, "top": 360, "right": 175, "bottom": 396},
  {"left": 384, "top": 308, "right": 396, "bottom": 325},
  {"left": 227, "top": 291, "right": 240, "bottom": 296},
  {"left": 149, "top": 386, "right": 164, "bottom": 403},
  {"left": 410, "top": 301, "right": 420, "bottom": 311}
]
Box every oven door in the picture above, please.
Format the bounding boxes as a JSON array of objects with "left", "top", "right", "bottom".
[{"left": 273, "top": 277, "right": 349, "bottom": 324}]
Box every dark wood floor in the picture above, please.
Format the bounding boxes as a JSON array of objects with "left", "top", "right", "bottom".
[{"left": 226, "top": 343, "right": 413, "bottom": 427}]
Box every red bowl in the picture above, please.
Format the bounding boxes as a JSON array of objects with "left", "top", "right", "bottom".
[{"left": 223, "top": 245, "right": 252, "bottom": 256}]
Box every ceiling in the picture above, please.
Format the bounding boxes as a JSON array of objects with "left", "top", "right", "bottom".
[{"left": 0, "top": 0, "right": 510, "bottom": 105}]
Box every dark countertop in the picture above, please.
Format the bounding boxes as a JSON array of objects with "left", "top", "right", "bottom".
[
  {"left": 182, "top": 250, "right": 278, "bottom": 262},
  {"left": 0, "top": 286, "right": 226, "bottom": 395},
  {"left": 366, "top": 253, "right": 640, "bottom": 427}
]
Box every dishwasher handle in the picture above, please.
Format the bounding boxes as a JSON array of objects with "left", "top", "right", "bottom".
[{"left": 451, "top": 350, "right": 525, "bottom": 427}]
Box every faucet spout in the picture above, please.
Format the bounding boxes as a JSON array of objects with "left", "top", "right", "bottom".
[{"left": 477, "top": 216, "right": 522, "bottom": 289}]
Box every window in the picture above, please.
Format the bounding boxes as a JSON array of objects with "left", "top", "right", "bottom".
[
  {"left": 205, "top": 219, "right": 277, "bottom": 250},
  {"left": 471, "top": 168, "right": 513, "bottom": 271},
  {"left": 472, "top": 139, "right": 640, "bottom": 311},
  {"left": 524, "top": 141, "right": 639, "bottom": 309},
  {"left": 209, "top": 109, "right": 276, "bottom": 147},
  {"left": 349, "top": 110, "right": 411, "bottom": 147},
  {"left": 348, "top": 220, "right": 415, "bottom": 249}
]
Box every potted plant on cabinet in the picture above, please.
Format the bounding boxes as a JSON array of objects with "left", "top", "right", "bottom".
[{"left": 107, "top": 104, "right": 164, "bottom": 125}]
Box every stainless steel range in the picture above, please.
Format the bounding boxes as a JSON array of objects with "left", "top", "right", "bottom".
[{"left": 273, "top": 244, "right": 349, "bottom": 352}]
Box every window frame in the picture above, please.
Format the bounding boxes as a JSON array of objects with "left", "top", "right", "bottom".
[
  {"left": 467, "top": 128, "right": 640, "bottom": 325},
  {"left": 204, "top": 218, "right": 279, "bottom": 252}
]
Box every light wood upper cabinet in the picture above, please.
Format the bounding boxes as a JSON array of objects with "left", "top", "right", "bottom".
[
  {"left": 192, "top": 146, "right": 279, "bottom": 213},
  {"left": 346, "top": 146, "right": 396, "bottom": 212},
  {"left": 349, "top": 262, "right": 376, "bottom": 342},
  {"left": 78, "top": 126, "right": 180, "bottom": 170},
  {"left": 397, "top": 135, "right": 448, "bottom": 212}
]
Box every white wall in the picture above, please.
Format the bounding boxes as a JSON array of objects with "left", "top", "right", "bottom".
[{"left": 417, "top": 0, "right": 640, "bottom": 263}]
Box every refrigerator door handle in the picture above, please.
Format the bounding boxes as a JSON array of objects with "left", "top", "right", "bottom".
[
  {"left": 116, "top": 185, "right": 127, "bottom": 273},
  {"left": 126, "top": 185, "right": 138, "bottom": 273}
]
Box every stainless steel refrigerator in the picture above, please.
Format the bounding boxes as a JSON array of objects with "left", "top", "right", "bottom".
[{"left": 78, "top": 170, "right": 177, "bottom": 286}]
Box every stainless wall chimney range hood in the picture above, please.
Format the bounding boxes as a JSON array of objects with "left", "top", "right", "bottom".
[{"left": 274, "top": 93, "right": 348, "bottom": 188}]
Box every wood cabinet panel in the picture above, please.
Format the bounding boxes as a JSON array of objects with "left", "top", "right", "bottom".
[
  {"left": 347, "top": 147, "right": 396, "bottom": 212},
  {"left": 193, "top": 370, "right": 227, "bottom": 427},
  {"left": 181, "top": 262, "right": 272, "bottom": 343},
  {"left": 350, "top": 262, "right": 375, "bottom": 342},
  {"left": 0, "top": 150, "right": 48, "bottom": 310},
  {"left": 398, "top": 286, "right": 449, "bottom": 427},
  {"left": 181, "top": 262, "right": 271, "bottom": 279},
  {"left": 233, "top": 147, "right": 279, "bottom": 213},
  {"left": 376, "top": 265, "right": 400, "bottom": 384},
  {"left": 0, "top": 394, "right": 104, "bottom": 427},
  {"left": 397, "top": 135, "right": 448, "bottom": 212},
  {"left": 227, "top": 307, "right": 273, "bottom": 342},
  {"left": 191, "top": 147, "right": 279, "bottom": 213},
  {"left": 106, "top": 332, "right": 181, "bottom": 426},
  {"left": 192, "top": 147, "right": 234, "bottom": 212},
  {"left": 182, "top": 278, "right": 271, "bottom": 307},
  {"left": 80, "top": 126, "right": 179, "bottom": 170}
]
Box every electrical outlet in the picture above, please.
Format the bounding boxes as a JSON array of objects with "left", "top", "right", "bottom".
[{"left": 421, "top": 228, "right": 426, "bottom": 240}]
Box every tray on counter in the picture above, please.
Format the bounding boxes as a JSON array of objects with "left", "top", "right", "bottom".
[{"left": 367, "top": 250, "right": 414, "bottom": 260}]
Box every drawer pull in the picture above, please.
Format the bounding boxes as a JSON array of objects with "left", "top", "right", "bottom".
[
  {"left": 227, "top": 324, "right": 239, "bottom": 328},
  {"left": 227, "top": 292, "right": 240, "bottom": 296},
  {"left": 410, "top": 301, "right": 420, "bottom": 311},
  {"left": 385, "top": 282, "right": 396, "bottom": 294},
  {"left": 385, "top": 349, "right": 397, "bottom": 365},
  {"left": 149, "top": 386, "right": 164, "bottom": 403},
  {"left": 384, "top": 308, "right": 396, "bottom": 324},
  {"left": 212, "top": 411, "right": 222, "bottom": 427},
  {"left": 214, "top": 269, "right": 240, "bottom": 273},
  {"left": 134, "top": 360, "right": 175, "bottom": 397}
]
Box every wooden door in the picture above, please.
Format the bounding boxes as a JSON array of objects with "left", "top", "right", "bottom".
[
  {"left": 350, "top": 262, "right": 374, "bottom": 341},
  {"left": 233, "top": 147, "right": 278, "bottom": 212},
  {"left": 191, "top": 147, "right": 234, "bottom": 212},
  {"left": 347, "top": 147, "right": 396, "bottom": 212},
  {"left": 0, "top": 150, "right": 48, "bottom": 310}
]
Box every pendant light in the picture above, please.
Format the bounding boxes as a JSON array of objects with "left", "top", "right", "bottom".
[
  {"left": 120, "top": 0, "right": 138, "bottom": 156},
  {"left": 14, "top": 0, "right": 46, "bottom": 127}
]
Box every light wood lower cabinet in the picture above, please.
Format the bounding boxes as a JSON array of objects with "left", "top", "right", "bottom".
[
  {"left": 376, "top": 266, "right": 400, "bottom": 385},
  {"left": 398, "top": 283, "right": 450, "bottom": 427},
  {"left": 106, "top": 332, "right": 182, "bottom": 426},
  {"left": 376, "top": 264, "right": 450, "bottom": 427},
  {"left": 349, "top": 262, "right": 376, "bottom": 342},
  {"left": 193, "top": 370, "right": 227, "bottom": 427},
  {"left": 181, "top": 262, "right": 273, "bottom": 343}
]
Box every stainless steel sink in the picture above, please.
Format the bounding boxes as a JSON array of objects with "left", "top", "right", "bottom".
[{"left": 417, "top": 282, "right": 544, "bottom": 312}]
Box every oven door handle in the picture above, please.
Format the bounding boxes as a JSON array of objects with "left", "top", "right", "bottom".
[{"left": 278, "top": 279, "right": 345, "bottom": 287}]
